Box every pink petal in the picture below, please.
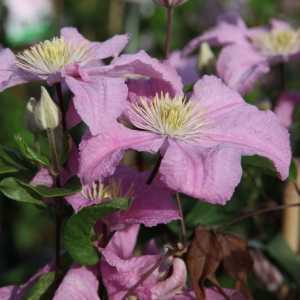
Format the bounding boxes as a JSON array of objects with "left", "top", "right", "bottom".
[
  {"left": 30, "top": 168, "right": 53, "bottom": 187},
  {"left": 166, "top": 51, "right": 199, "bottom": 85},
  {"left": 60, "top": 27, "right": 89, "bottom": 44},
  {"left": 159, "top": 140, "right": 243, "bottom": 204},
  {"left": 53, "top": 266, "right": 100, "bottom": 300},
  {"left": 66, "top": 76, "right": 128, "bottom": 135},
  {"left": 105, "top": 50, "right": 183, "bottom": 97},
  {"left": 79, "top": 125, "right": 164, "bottom": 184},
  {"left": 216, "top": 44, "right": 269, "bottom": 94},
  {"left": 274, "top": 91, "right": 300, "bottom": 127},
  {"left": 151, "top": 258, "right": 187, "bottom": 299},
  {"left": 0, "top": 286, "right": 17, "bottom": 300},
  {"left": 0, "top": 49, "right": 32, "bottom": 91},
  {"left": 270, "top": 19, "right": 292, "bottom": 31},
  {"left": 183, "top": 18, "right": 248, "bottom": 56},
  {"left": 106, "top": 166, "right": 180, "bottom": 228}
]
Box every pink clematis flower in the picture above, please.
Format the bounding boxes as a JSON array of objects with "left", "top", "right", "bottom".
[
  {"left": 66, "top": 166, "right": 180, "bottom": 229},
  {"left": 183, "top": 18, "right": 300, "bottom": 94},
  {"left": 79, "top": 75, "right": 291, "bottom": 204},
  {"left": 0, "top": 264, "right": 100, "bottom": 300},
  {"left": 101, "top": 225, "right": 245, "bottom": 300}
]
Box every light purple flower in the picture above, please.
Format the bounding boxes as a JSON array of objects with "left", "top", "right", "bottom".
[
  {"left": 101, "top": 225, "right": 246, "bottom": 300},
  {"left": 183, "top": 18, "right": 300, "bottom": 93},
  {"left": 0, "top": 265, "right": 100, "bottom": 300},
  {"left": 66, "top": 166, "right": 180, "bottom": 229},
  {"left": 274, "top": 91, "right": 300, "bottom": 128},
  {"left": 79, "top": 75, "right": 291, "bottom": 204},
  {"left": 0, "top": 27, "right": 128, "bottom": 90}
]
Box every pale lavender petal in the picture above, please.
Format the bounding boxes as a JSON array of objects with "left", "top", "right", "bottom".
[
  {"left": 183, "top": 18, "right": 248, "bottom": 56},
  {"left": 192, "top": 76, "right": 291, "bottom": 180},
  {"left": 30, "top": 168, "right": 53, "bottom": 187},
  {"left": 0, "top": 49, "right": 32, "bottom": 91},
  {"left": 0, "top": 286, "right": 17, "bottom": 300},
  {"left": 106, "top": 167, "right": 179, "bottom": 228},
  {"left": 274, "top": 91, "right": 300, "bottom": 127},
  {"left": 151, "top": 258, "right": 187, "bottom": 299},
  {"left": 65, "top": 191, "right": 89, "bottom": 212},
  {"left": 201, "top": 106, "right": 291, "bottom": 181},
  {"left": 79, "top": 125, "right": 164, "bottom": 184},
  {"left": 160, "top": 140, "right": 243, "bottom": 204},
  {"left": 216, "top": 44, "right": 269, "bottom": 94},
  {"left": 60, "top": 27, "right": 89, "bottom": 44},
  {"left": 91, "top": 34, "right": 129, "bottom": 60},
  {"left": 270, "top": 19, "right": 292, "bottom": 31},
  {"left": 66, "top": 76, "right": 128, "bottom": 135},
  {"left": 166, "top": 51, "right": 199, "bottom": 85},
  {"left": 99, "top": 50, "right": 183, "bottom": 98},
  {"left": 53, "top": 266, "right": 100, "bottom": 300}
]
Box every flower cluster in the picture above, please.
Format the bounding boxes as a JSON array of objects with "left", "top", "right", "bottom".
[{"left": 0, "top": 9, "right": 293, "bottom": 300}]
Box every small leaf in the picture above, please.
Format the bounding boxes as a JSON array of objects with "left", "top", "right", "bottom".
[
  {"left": 0, "top": 177, "right": 45, "bottom": 207},
  {"left": 0, "top": 145, "right": 30, "bottom": 171},
  {"left": 288, "top": 159, "right": 298, "bottom": 181},
  {"left": 15, "top": 135, "right": 50, "bottom": 167},
  {"left": 0, "top": 158, "right": 19, "bottom": 175},
  {"left": 64, "top": 198, "right": 130, "bottom": 266},
  {"left": 21, "top": 177, "right": 81, "bottom": 198},
  {"left": 266, "top": 234, "right": 300, "bottom": 285},
  {"left": 23, "top": 272, "right": 55, "bottom": 300}
]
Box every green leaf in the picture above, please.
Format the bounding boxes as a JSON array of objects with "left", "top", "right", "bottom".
[
  {"left": 64, "top": 198, "right": 130, "bottom": 265},
  {"left": 288, "top": 159, "right": 298, "bottom": 181},
  {"left": 23, "top": 272, "right": 55, "bottom": 300},
  {"left": 266, "top": 234, "right": 300, "bottom": 285},
  {"left": 0, "top": 177, "right": 45, "bottom": 207},
  {"left": 20, "top": 177, "right": 81, "bottom": 198},
  {"left": 0, "top": 146, "right": 30, "bottom": 171},
  {"left": 0, "top": 158, "right": 19, "bottom": 175},
  {"left": 15, "top": 135, "right": 50, "bottom": 167}
]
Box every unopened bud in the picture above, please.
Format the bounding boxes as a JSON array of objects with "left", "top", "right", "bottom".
[
  {"left": 153, "top": 0, "right": 188, "bottom": 8},
  {"left": 198, "top": 42, "right": 215, "bottom": 69},
  {"left": 28, "top": 87, "right": 61, "bottom": 131}
]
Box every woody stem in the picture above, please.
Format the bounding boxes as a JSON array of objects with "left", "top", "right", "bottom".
[{"left": 176, "top": 192, "right": 187, "bottom": 246}]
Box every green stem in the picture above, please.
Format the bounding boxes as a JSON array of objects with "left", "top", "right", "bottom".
[
  {"left": 176, "top": 192, "right": 187, "bottom": 246},
  {"left": 164, "top": 6, "right": 174, "bottom": 58}
]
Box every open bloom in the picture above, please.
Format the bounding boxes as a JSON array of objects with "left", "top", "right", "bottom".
[
  {"left": 101, "top": 225, "right": 245, "bottom": 300},
  {"left": 0, "top": 264, "right": 100, "bottom": 300},
  {"left": 79, "top": 75, "right": 291, "bottom": 204},
  {"left": 66, "top": 166, "right": 180, "bottom": 229},
  {"left": 183, "top": 18, "right": 300, "bottom": 93}
]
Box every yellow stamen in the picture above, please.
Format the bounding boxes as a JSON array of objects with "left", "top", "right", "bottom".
[
  {"left": 129, "top": 94, "right": 205, "bottom": 141},
  {"left": 252, "top": 28, "right": 300, "bottom": 56},
  {"left": 16, "top": 37, "right": 92, "bottom": 76}
]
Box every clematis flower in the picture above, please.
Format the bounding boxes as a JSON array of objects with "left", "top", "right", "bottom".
[
  {"left": 66, "top": 166, "right": 180, "bottom": 229},
  {"left": 101, "top": 225, "right": 245, "bottom": 300},
  {"left": 183, "top": 18, "right": 300, "bottom": 93},
  {"left": 0, "top": 264, "right": 100, "bottom": 300},
  {"left": 79, "top": 75, "right": 291, "bottom": 204}
]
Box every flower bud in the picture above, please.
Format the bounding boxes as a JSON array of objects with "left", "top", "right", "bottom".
[
  {"left": 29, "top": 87, "right": 61, "bottom": 131},
  {"left": 153, "top": 0, "right": 188, "bottom": 8},
  {"left": 198, "top": 42, "right": 215, "bottom": 69}
]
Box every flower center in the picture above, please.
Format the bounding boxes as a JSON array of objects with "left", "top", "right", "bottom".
[
  {"left": 128, "top": 94, "right": 205, "bottom": 140},
  {"left": 81, "top": 180, "right": 133, "bottom": 202},
  {"left": 252, "top": 29, "right": 300, "bottom": 56},
  {"left": 16, "top": 37, "right": 92, "bottom": 76}
]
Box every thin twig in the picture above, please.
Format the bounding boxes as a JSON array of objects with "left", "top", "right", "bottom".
[
  {"left": 176, "top": 192, "right": 187, "bottom": 246},
  {"left": 146, "top": 154, "right": 163, "bottom": 185},
  {"left": 164, "top": 6, "right": 174, "bottom": 58},
  {"left": 219, "top": 203, "right": 300, "bottom": 230}
]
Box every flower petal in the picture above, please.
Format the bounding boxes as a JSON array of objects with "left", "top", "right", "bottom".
[
  {"left": 30, "top": 168, "right": 53, "bottom": 187},
  {"left": 160, "top": 140, "right": 243, "bottom": 204},
  {"left": 216, "top": 45, "right": 269, "bottom": 94},
  {"left": 79, "top": 125, "right": 164, "bottom": 184},
  {"left": 61, "top": 27, "right": 89, "bottom": 44},
  {"left": 183, "top": 18, "right": 248, "bottom": 56},
  {"left": 274, "top": 91, "right": 300, "bottom": 128},
  {"left": 66, "top": 76, "right": 128, "bottom": 135},
  {"left": 53, "top": 266, "right": 100, "bottom": 300},
  {"left": 106, "top": 166, "right": 180, "bottom": 228},
  {"left": 0, "top": 49, "right": 33, "bottom": 92}
]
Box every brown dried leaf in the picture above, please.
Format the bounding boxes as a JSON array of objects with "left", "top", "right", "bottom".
[{"left": 187, "top": 227, "right": 223, "bottom": 300}]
